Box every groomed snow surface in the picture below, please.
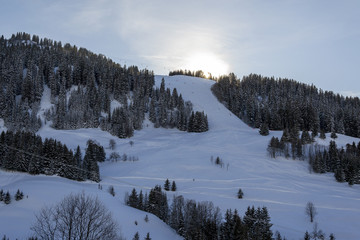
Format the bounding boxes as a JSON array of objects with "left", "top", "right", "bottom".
[{"left": 1, "top": 75, "right": 360, "bottom": 239}]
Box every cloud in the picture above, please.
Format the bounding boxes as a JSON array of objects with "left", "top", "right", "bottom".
[
  {"left": 340, "top": 91, "right": 360, "bottom": 98},
  {"left": 3, "top": 0, "right": 358, "bottom": 93}
]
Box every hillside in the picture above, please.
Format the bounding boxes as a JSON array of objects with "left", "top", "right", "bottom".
[
  {"left": 1, "top": 75, "right": 360, "bottom": 239},
  {"left": 212, "top": 73, "right": 360, "bottom": 138}
]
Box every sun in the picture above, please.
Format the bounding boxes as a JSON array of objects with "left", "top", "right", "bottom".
[{"left": 184, "top": 52, "right": 229, "bottom": 78}]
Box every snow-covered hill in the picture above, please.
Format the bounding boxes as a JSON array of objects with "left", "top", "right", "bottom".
[{"left": 1, "top": 75, "right": 360, "bottom": 239}]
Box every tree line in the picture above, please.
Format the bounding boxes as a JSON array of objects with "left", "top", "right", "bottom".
[
  {"left": 126, "top": 185, "right": 274, "bottom": 240},
  {"left": 212, "top": 73, "right": 360, "bottom": 138},
  {"left": 309, "top": 140, "right": 360, "bottom": 185},
  {"left": 268, "top": 129, "right": 360, "bottom": 185},
  {"left": 148, "top": 78, "right": 208, "bottom": 132},
  {"left": 169, "top": 69, "right": 214, "bottom": 80},
  {"left": 0, "top": 130, "right": 104, "bottom": 182}
]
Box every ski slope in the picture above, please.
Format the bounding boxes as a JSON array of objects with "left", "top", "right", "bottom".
[{"left": 1, "top": 75, "right": 360, "bottom": 239}]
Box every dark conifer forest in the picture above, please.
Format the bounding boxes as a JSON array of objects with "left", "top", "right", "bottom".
[
  {"left": 0, "top": 33, "right": 208, "bottom": 138},
  {"left": 0, "top": 131, "right": 103, "bottom": 182},
  {"left": 126, "top": 185, "right": 274, "bottom": 240},
  {"left": 268, "top": 131, "right": 360, "bottom": 185},
  {"left": 212, "top": 73, "right": 360, "bottom": 138}
]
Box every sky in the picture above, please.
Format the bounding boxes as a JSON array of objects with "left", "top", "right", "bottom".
[{"left": 1, "top": 0, "right": 359, "bottom": 96}]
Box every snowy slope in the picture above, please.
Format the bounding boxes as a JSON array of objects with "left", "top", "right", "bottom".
[{"left": 1, "top": 75, "right": 360, "bottom": 239}]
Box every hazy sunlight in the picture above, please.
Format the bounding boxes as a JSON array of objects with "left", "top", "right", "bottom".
[{"left": 184, "top": 52, "right": 229, "bottom": 77}]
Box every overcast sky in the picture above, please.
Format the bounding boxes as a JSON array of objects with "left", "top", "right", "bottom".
[{"left": 1, "top": 0, "right": 359, "bottom": 96}]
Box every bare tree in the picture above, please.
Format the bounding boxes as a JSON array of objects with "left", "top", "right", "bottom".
[
  {"left": 109, "top": 139, "right": 116, "bottom": 150},
  {"left": 31, "top": 192, "right": 122, "bottom": 240},
  {"left": 311, "top": 222, "right": 325, "bottom": 240},
  {"left": 305, "top": 201, "right": 317, "bottom": 223},
  {"left": 108, "top": 185, "right": 116, "bottom": 196},
  {"left": 110, "top": 152, "right": 121, "bottom": 162}
]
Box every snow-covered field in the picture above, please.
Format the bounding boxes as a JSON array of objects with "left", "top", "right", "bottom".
[{"left": 1, "top": 75, "right": 360, "bottom": 239}]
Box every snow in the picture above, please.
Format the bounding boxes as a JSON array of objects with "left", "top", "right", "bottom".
[
  {"left": 37, "top": 85, "right": 54, "bottom": 127},
  {"left": 111, "top": 99, "right": 123, "bottom": 112},
  {"left": 0, "top": 118, "right": 7, "bottom": 132},
  {"left": 1, "top": 75, "right": 360, "bottom": 239}
]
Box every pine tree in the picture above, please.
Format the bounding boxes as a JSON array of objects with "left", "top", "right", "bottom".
[
  {"left": 319, "top": 130, "right": 326, "bottom": 139},
  {"left": 220, "top": 209, "right": 234, "bottom": 240},
  {"left": 132, "top": 232, "right": 139, "bottom": 240},
  {"left": 281, "top": 128, "right": 291, "bottom": 142},
  {"left": 73, "top": 146, "right": 83, "bottom": 180},
  {"left": 259, "top": 123, "right": 269, "bottom": 136},
  {"left": 108, "top": 185, "right": 115, "bottom": 196},
  {"left": 164, "top": 179, "right": 170, "bottom": 191},
  {"left": 171, "top": 181, "right": 177, "bottom": 191},
  {"left": 232, "top": 209, "right": 245, "bottom": 239},
  {"left": 128, "top": 188, "right": 139, "bottom": 208},
  {"left": 274, "top": 231, "right": 282, "bottom": 240},
  {"left": 144, "top": 233, "right": 151, "bottom": 240},
  {"left": 138, "top": 190, "right": 144, "bottom": 210},
  {"left": 301, "top": 131, "right": 312, "bottom": 144},
  {"left": 82, "top": 142, "right": 100, "bottom": 182},
  {"left": 259, "top": 206, "right": 273, "bottom": 240},
  {"left": 331, "top": 131, "right": 338, "bottom": 139},
  {"left": 0, "top": 190, "right": 4, "bottom": 202},
  {"left": 304, "top": 231, "right": 310, "bottom": 240},
  {"left": 15, "top": 189, "right": 23, "bottom": 201},
  {"left": 4, "top": 191, "right": 11, "bottom": 204},
  {"left": 237, "top": 188, "right": 244, "bottom": 199}
]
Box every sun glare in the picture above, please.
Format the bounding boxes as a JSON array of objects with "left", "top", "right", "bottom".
[{"left": 184, "top": 52, "right": 229, "bottom": 78}]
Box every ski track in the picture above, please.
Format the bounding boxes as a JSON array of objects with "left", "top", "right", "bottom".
[{"left": 1, "top": 75, "right": 360, "bottom": 239}]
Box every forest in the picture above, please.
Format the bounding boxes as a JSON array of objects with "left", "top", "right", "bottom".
[
  {"left": 267, "top": 129, "right": 360, "bottom": 185},
  {"left": 212, "top": 73, "right": 360, "bottom": 138},
  {"left": 126, "top": 185, "right": 275, "bottom": 240},
  {"left": 0, "top": 33, "right": 208, "bottom": 139},
  {"left": 0, "top": 130, "right": 104, "bottom": 182}
]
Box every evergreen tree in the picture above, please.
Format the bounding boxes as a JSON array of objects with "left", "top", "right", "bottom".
[
  {"left": 4, "top": 191, "right": 11, "bottom": 204},
  {"left": 237, "top": 188, "right": 244, "bottom": 199},
  {"left": 15, "top": 189, "right": 24, "bottom": 201},
  {"left": 73, "top": 146, "right": 83, "bottom": 176},
  {"left": 164, "top": 178, "right": 170, "bottom": 191},
  {"left": 138, "top": 190, "right": 144, "bottom": 210},
  {"left": 82, "top": 141, "right": 100, "bottom": 182},
  {"left": 171, "top": 181, "right": 177, "bottom": 191},
  {"left": 132, "top": 232, "right": 140, "bottom": 240},
  {"left": 319, "top": 130, "right": 326, "bottom": 139},
  {"left": 301, "top": 131, "right": 312, "bottom": 144},
  {"left": 0, "top": 190, "right": 3, "bottom": 202},
  {"left": 128, "top": 188, "right": 139, "bottom": 209},
  {"left": 108, "top": 185, "right": 115, "bottom": 197},
  {"left": 331, "top": 131, "right": 338, "bottom": 139},
  {"left": 144, "top": 232, "right": 151, "bottom": 240},
  {"left": 258, "top": 206, "right": 273, "bottom": 240},
  {"left": 220, "top": 209, "right": 234, "bottom": 240},
  {"left": 259, "top": 123, "right": 269, "bottom": 136}
]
